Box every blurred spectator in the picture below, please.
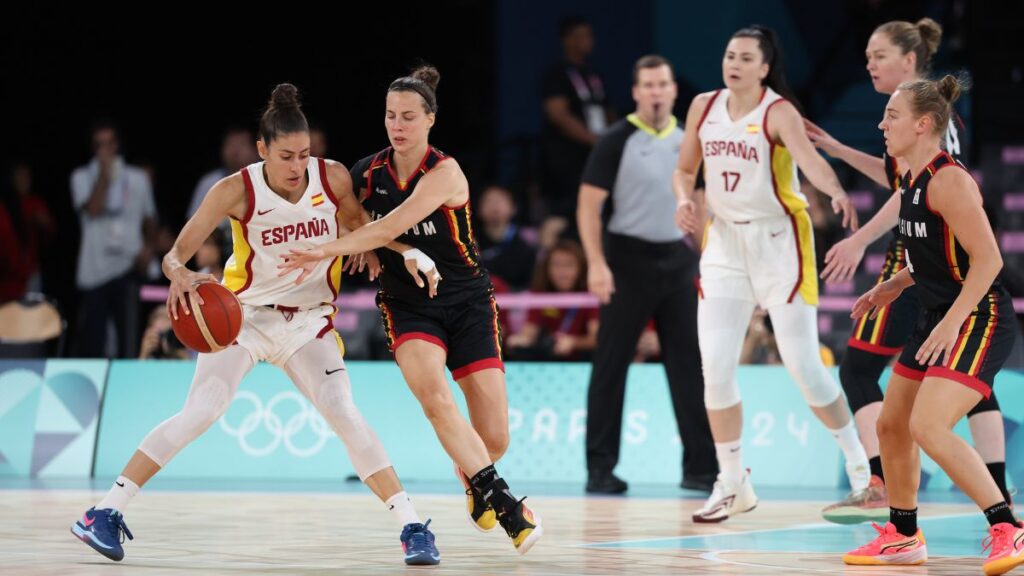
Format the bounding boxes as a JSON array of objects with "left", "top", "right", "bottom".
[
  {"left": 633, "top": 321, "right": 661, "bottom": 363},
  {"left": 505, "top": 239, "right": 597, "bottom": 360},
  {"left": 138, "top": 306, "right": 188, "bottom": 360},
  {"left": 537, "top": 215, "right": 570, "bottom": 253},
  {"left": 476, "top": 184, "right": 537, "bottom": 289},
  {"left": 187, "top": 127, "right": 257, "bottom": 243},
  {"left": 138, "top": 163, "right": 175, "bottom": 284},
  {"left": 0, "top": 163, "right": 54, "bottom": 301},
  {"left": 540, "top": 16, "right": 614, "bottom": 223},
  {"left": 12, "top": 163, "right": 55, "bottom": 291},
  {"left": 740, "top": 309, "right": 781, "bottom": 365},
  {"left": 802, "top": 177, "right": 845, "bottom": 274},
  {"left": 741, "top": 311, "right": 835, "bottom": 367},
  {"left": 0, "top": 203, "right": 25, "bottom": 304},
  {"left": 149, "top": 225, "right": 178, "bottom": 285},
  {"left": 309, "top": 126, "right": 329, "bottom": 158},
  {"left": 70, "top": 119, "right": 156, "bottom": 358},
  {"left": 195, "top": 228, "right": 226, "bottom": 279}
]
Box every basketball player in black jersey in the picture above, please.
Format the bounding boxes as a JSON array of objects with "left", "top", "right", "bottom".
[
  {"left": 842, "top": 76, "right": 1023, "bottom": 574},
  {"left": 278, "top": 65, "right": 542, "bottom": 555},
  {"left": 804, "top": 18, "right": 1011, "bottom": 525}
]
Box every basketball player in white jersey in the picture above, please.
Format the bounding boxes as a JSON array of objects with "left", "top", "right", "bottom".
[
  {"left": 70, "top": 84, "right": 443, "bottom": 566},
  {"left": 278, "top": 65, "right": 543, "bottom": 555},
  {"left": 673, "top": 26, "right": 869, "bottom": 523}
]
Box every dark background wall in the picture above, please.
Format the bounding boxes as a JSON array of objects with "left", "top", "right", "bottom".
[{"left": 3, "top": 1, "right": 1022, "bottom": 353}]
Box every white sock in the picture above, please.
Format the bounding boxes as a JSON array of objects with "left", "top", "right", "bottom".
[
  {"left": 386, "top": 491, "right": 421, "bottom": 528},
  {"left": 830, "top": 421, "right": 870, "bottom": 491},
  {"left": 96, "top": 475, "right": 140, "bottom": 513},
  {"left": 715, "top": 440, "right": 744, "bottom": 487}
]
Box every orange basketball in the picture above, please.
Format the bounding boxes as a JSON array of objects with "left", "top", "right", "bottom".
[{"left": 170, "top": 282, "right": 243, "bottom": 353}]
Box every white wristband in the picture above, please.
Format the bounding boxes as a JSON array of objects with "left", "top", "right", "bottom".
[{"left": 401, "top": 248, "right": 436, "bottom": 273}]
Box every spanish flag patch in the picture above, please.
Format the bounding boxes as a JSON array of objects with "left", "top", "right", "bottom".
[
  {"left": 746, "top": 124, "right": 760, "bottom": 134},
  {"left": 311, "top": 192, "right": 325, "bottom": 207}
]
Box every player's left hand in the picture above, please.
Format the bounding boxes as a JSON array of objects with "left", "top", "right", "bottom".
[
  {"left": 851, "top": 279, "right": 903, "bottom": 320},
  {"left": 342, "top": 252, "right": 364, "bottom": 276},
  {"left": 821, "top": 237, "right": 866, "bottom": 284},
  {"left": 278, "top": 247, "right": 327, "bottom": 284},
  {"left": 831, "top": 194, "right": 860, "bottom": 231},
  {"left": 675, "top": 198, "right": 701, "bottom": 235},
  {"left": 402, "top": 249, "right": 442, "bottom": 298},
  {"left": 342, "top": 251, "right": 382, "bottom": 281},
  {"left": 362, "top": 251, "right": 382, "bottom": 281},
  {"left": 917, "top": 316, "right": 961, "bottom": 367}
]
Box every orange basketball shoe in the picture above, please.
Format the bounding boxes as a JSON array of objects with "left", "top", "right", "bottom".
[{"left": 843, "top": 522, "right": 927, "bottom": 566}]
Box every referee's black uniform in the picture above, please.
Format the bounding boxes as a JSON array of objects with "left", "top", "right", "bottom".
[{"left": 579, "top": 114, "right": 717, "bottom": 493}]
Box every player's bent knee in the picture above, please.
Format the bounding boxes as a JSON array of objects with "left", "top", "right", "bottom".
[
  {"left": 839, "top": 349, "right": 888, "bottom": 405},
  {"left": 481, "top": 427, "right": 509, "bottom": 460},
  {"left": 703, "top": 378, "right": 741, "bottom": 410},
  {"left": 800, "top": 377, "right": 842, "bottom": 408},
  {"left": 876, "top": 412, "right": 910, "bottom": 443},
  {"left": 907, "top": 406, "right": 947, "bottom": 450},
  {"left": 781, "top": 349, "right": 841, "bottom": 408},
  {"left": 418, "top": 392, "right": 459, "bottom": 424}
]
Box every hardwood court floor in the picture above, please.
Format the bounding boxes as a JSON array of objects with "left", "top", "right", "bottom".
[{"left": 1, "top": 485, "right": 999, "bottom": 575}]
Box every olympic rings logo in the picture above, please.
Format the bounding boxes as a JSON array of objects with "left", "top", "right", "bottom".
[{"left": 218, "top": 391, "right": 334, "bottom": 457}]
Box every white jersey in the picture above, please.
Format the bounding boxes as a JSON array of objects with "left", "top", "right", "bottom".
[
  {"left": 223, "top": 158, "right": 343, "bottom": 308},
  {"left": 699, "top": 87, "right": 808, "bottom": 222}
]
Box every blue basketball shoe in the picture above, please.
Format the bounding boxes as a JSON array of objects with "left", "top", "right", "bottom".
[
  {"left": 400, "top": 519, "right": 440, "bottom": 565},
  {"left": 71, "top": 507, "right": 134, "bottom": 561}
]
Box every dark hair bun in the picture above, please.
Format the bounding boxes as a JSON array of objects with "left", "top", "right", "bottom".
[
  {"left": 411, "top": 66, "right": 440, "bottom": 92},
  {"left": 915, "top": 18, "right": 943, "bottom": 59},
  {"left": 937, "top": 74, "right": 962, "bottom": 104},
  {"left": 270, "top": 83, "right": 301, "bottom": 109}
]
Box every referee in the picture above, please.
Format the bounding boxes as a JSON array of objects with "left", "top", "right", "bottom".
[{"left": 578, "top": 55, "right": 717, "bottom": 494}]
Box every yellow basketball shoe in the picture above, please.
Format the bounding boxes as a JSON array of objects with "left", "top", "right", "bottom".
[{"left": 455, "top": 464, "right": 497, "bottom": 532}]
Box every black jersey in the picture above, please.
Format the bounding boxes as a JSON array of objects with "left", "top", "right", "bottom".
[
  {"left": 352, "top": 146, "right": 491, "bottom": 306},
  {"left": 897, "top": 151, "right": 1002, "bottom": 311}
]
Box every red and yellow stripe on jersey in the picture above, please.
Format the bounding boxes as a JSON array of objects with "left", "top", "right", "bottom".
[
  {"left": 442, "top": 201, "right": 479, "bottom": 268},
  {"left": 224, "top": 168, "right": 257, "bottom": 294},
  {"left": 765, "top": 99, "right": 816, "bottom": 306}
]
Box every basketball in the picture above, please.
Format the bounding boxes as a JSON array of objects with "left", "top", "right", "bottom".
[{"left": 170, "top": 282, "right": 243, "bottom": 353}]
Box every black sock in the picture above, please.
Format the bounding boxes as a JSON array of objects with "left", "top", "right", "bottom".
[
  {"left": 986, "top": 462, "right": 1011, "bottom": 505},
  {"left": 869, "top": 456, "right": 884, "bottom": 481},
  {"left": 889, "top": 507, "right": 918, "bottom": 537},
  {"left": 984, "top": 501, "right": 1017, "bottom": 528},
  {"left": 470, "top": 466, "right": 518, "bottom": 516},
  {"left": 469, "top": 465, "right": 498, "bottom": 494}
]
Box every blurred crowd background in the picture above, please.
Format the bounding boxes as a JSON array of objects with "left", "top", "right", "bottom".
[{"left": 1, "top": 0, "right": 1022, "bottom": 364}]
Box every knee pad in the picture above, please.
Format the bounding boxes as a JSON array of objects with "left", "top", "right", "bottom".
[
  {"left": 139, "top": 373, "right": 235, "bottom": 466},
  {"left": 769, "top": 303, "right": 841, "bottom": 408},
  {"left": 138, "top": 347, "right": 252, "bottom": 467},
  {"left": 697, "top": 299, "right": 753, "bottom": 410},
  {"left": 782, "top": 340, "right": 842, "bottom": 407},
  {"left": 316, "top": 371, "right": 391, "bottom": 480},
  {"left": 839, "top": 347, "right": 889, "bottom": 413},
  {"left": 696, "top": 327, "right": 745, "bottom": 407},
  {"left": 702, "top": 355, "right": 742, "bottom": 410},
  {"left": 315, "top": 370, "right": 356, "bottom": 416},
  {"left": 285, "top": 340, "right": 392, "bottom": 481},
  {"left": 968, "top": 390, "right": 1001, "bottom": 417}
]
